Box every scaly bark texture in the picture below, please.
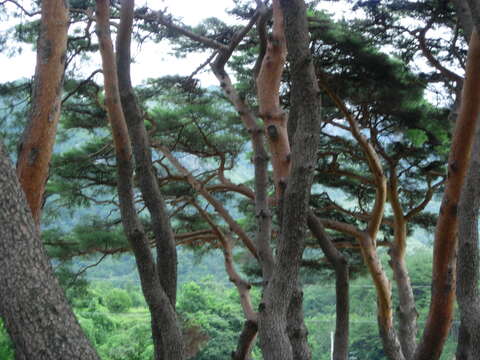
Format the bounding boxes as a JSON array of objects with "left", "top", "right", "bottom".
[
  {"left": 286, "top": 288, "right": 312, "bottom": 360},
  {"left": 414, "top": 29, "right": 480, "bottom": 360},
  {"left": 256, "top": 0, "right": 290, "bottom": 200},
  {"left": 0, "top": 143, "right": 100, "bottom": 360},
  {"left": 95, "top": 2, "right": 185, "bottom": 359},
  {"left": 456, "top": 113, "right": 480, "bottom": 360},
  {"left": 16, "top": 0, "right": 69, "bottom": 227},
  {"left": 453, "top": 4, "right": 480, "bottom": 358},
  {"left": 257, "top": 1, "right": 320, "bottom": 358},
  {"left": 308, "top": 212, "right": 349, "bottom": 360}
]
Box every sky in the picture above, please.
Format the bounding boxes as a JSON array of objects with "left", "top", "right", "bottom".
[
  {"left": 0, "top": 0, "right": 239, "bottom": 85},
  {"left": 0, "top": 0, "right": 355, "bottom": 86}
]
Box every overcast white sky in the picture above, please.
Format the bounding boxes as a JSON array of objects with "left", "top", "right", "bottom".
[
  {"left": 0, "top": 0, "right": 239, "bottom": 85},
  {"left": 0, "top": 0, "right": 354, "bottom": 86}
]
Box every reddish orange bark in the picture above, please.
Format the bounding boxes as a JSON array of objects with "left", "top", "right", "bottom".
[
  {"left": 16, "top": 0, "right": 69, "bottom": 227},
  {"left": 256, "top": 0, "right": 290, "bottom": 199},
  {"left": 415, "top": 30, "right": 480, "bottom": 360}
]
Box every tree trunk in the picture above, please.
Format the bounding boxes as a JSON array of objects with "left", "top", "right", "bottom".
[
  {"left": 414, "top": 29, "right": 480, "bottom": 360},
  {"left": 321, "top": 217, "right": 405, "bottom": 360},
  {"left": 256, "top": 0, "right": 290, "bottom": 200},
  {"left": 308, "top": 212, "right": 349, "bottom": 360},
  {"left": 117, "top": 0, "right": 178, "bottom": 308},
  {"left": 232, "top": 320, "right": 258, "bottom": 360},
  {"left": 116, "top": 4, "right": 180, "bottom": 359},
  {"left": 287, "top": 288, "right": 312, "bottom": 360},
  {"left": 319, "top": 74, "right": 404, "bottom": 360},
  {"left": 257, "top": 1, "right": 320, "bottom": 358},
  {"left": 0, "top": 142, "right": 100, "bottom": 360},
  {"left": 388, "top": 172, "right": 418, "bottom": 360},
  {"left": 95, "top": 1, "right": 185, "bottom": 359},
  {"left": 360, "top": 234, "right": 405, "bottom": 360},
  {"left": 211, "top": 65, "right": 274, "bottom": 281},
  {"left": 452, "top": 0, "right": 474, "bottom": 41},
  {"left": 455, "top": 112, "right": 480, "bottom": 360},
  {"left": 16, "top": 0, "right": 69, "bottom": 227}
]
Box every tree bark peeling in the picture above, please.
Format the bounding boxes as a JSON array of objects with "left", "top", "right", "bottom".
[
  {"left": 16, "top": 0, "right": 69, "bottom": 227},
  {"left": 256, "top": 0, "right": 290, "bottom": 200}
]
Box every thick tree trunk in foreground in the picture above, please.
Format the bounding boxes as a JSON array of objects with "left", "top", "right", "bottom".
[
  {"left": 95, "top": 1, "right": 185, "bottom": 359},
  {"left": 453, "top": 3, "right": 480, "bottom": 358},
  {"left": 287, "top": 287, "right": 312, "bottom": 360},
  {"left": 456, "top": 115, "right": 480, "bottom": 360},
  {"left": 414, "top": 30, "right": 480, "bottom": 360},
  {"left": 16, "top": 0, "right": 69, "bottom": 227},
  {"left": 0, "top": 143, "right": 99, "bottom": 360},
  {"left": 257, "top": 1, "right": 320, "bottom": 358},
  {"left": 308, "top": 212, "right": 349, "bottom": 360}
]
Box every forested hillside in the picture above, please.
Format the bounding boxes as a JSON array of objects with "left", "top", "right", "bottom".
[
  {"left": 0, "top": 248, "right": 458, "bottom": 359},
  {"left": 0, "top": 1, "right": 479, "bottom": 360}
]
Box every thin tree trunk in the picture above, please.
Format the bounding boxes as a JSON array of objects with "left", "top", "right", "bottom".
[
  {"left": 143, "top": 6, "right": 273, "bottom": 356},
  {"left": 256, "top": 0, "right": 290, "bottom": 200},
  {"left": 115, "top": 2, "right": 180, "bottom": 359},
  {"left": 0, "top": 142, "right": 100, "bottom": 360},
  {"left": 258, "top": 1, "right": 320, "bottom": 358},
  {"left": 388, "top": 172, "right": 418, "bottom": 360},
  {"left": 210, "top": 66, "right": 274, "bottom": 279},
  {"left": 192, "top": 201, "right": 258, "bottom": 360},
  {"left": 16, "top": 0, "right": 69, "bottom": 227},
  {"left": 319, "top": 74, "right": 405, "bottom": 360},
  {"left": 308, "top": 212, "right": 349, "bottom": 360},
  {"left": 116, "top": 0, "right": 178, "bottom": 308},
  {"left": 232, "top": 320, "right": 258, "bottom": 360},
  {"left": 414, "top": 29, "right": 480, "bottom": 360},
  {"left": 95, "top": 2, "right": 185, "bottom": 359}
]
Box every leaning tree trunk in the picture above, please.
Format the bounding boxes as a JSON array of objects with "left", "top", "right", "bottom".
[
  {"left": 257, "top": 0, "right": 320, "bottom": 359},
  {"left": 414, "top": 29, "right": 480, "bottom": 360},
  {"left": 0, "top": 142, "right": 100, "bottom": 360},
  {"left": 95, "top": 1, "right": 185, "bottom": 359},
  {"left": 16, "top": 0, "right": 69, "bottom": 227}
]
